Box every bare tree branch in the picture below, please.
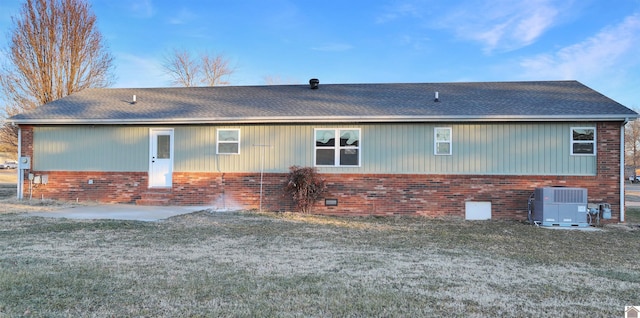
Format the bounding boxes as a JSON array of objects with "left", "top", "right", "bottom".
[
  {"left": 626, "top": 110, "right": 640, "bottom": 176},
  {"left": 162, "top": 49, "right": 234, "bottom": 87},
  {"left": 162, "top": 49, "right": 200, "bottom": 87},
  {"left": 0, "top": 0, "right": 114, "bottom": 152},
  {"left": 200, "top": 52, "right": 233, "bottom": 86}
]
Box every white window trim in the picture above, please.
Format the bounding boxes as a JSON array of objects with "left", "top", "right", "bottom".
[
  {"left": 217, "top": 128, "right": 241, "bottom": 155},
  {"left": 570, "top": 126, "right": 596, "bottom": 156},
  {"left": 314, "top": 128, "right": 361, "bottom": 167},
  {"left": 434, "top": 127, "right": 452, "bottom": 156}
]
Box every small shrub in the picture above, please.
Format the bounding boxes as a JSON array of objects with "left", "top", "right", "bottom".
[{"left": 284, "top": 166, "right": 327, "bottom": 213}]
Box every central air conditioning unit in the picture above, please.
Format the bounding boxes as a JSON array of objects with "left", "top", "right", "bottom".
[{"left": 532, "top": 187, "right": 588, "bottom": 227}]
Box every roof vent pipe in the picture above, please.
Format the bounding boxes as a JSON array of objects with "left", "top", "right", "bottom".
[
  {"left": 309, "top": 78, "right": 319, "bottom": 89},
  {"left": 434, "top": 91, "right": 439, "bottom": 102},
  {"left": 132, "top": 95, "right": 137, "bottom": 104}
]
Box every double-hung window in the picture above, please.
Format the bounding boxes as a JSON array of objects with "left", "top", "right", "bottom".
[
  {"left": 571, "top": 127, "right": 596, "bottom": 155},
  {"left": 217, "top": 129, "right": 240, "bottom": 154},
  {"left": 434, "top": 127, "right": 452, "bottom": 155},
  {"left": 315, "top": 128, "right": 360, "bottom": 166}
]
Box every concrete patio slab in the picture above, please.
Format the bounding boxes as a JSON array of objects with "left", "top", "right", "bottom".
[{"left": 24, "top": 204, "right": 212, "bottom": 221}]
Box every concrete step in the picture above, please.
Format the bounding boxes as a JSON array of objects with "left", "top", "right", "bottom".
[
  {"left": 141, "top": 192, "right": 172, "bottom": 199},
  {"left": 136, "top": 198, "right": 171, "bottom": 206},
  {"left": 136, "top": 189, "right": 173, "bottom": 206}
]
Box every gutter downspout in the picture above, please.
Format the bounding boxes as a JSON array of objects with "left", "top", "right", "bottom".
[
  {"left": 17, "top": 126, "right": 23, "bottom": 200},
  {"left": 621, "top": 119, "right": 628, "bottom": 223}
]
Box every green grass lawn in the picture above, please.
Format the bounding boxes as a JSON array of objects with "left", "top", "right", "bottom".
[
  {"left": 1, "top": 207, "right": 639, "bottom": 317},
  {"left": 626, "top": 206, "right": 640, "bottom": 223}
]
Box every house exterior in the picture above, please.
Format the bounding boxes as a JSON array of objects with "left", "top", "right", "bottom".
[{"left": 9, "top": 80, "right": 638, "bottom": 221}]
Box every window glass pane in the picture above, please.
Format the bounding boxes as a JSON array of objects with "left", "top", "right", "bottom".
[
  {"left": 218, "top": 143, "right": 239, "bottom": 154},
  {"left": 315, "top": 128, "right": 360, "bottom": 166},
  {"left": 436, "top": 128, "right": 451, "bottom": 142},
  {"left": 340, "top": 130, "right": 359, "bottom": 146},
  {"left": 316, "top": 130, "right": 335, "bottom": 147},
  {"left": 573, "top": 129, "right": 594, "bottom": 141},
  {"left": 316, "top": 149, "right": 335, "bottom": 165},
  {"left": 219, "top": 130, "right": 239, "bottom": 141},
  {"left": 436, "top": 142, "right": 450, "bottom": 155},
  {"left": 157, "top": 135, "right": 170, "bottom": 159},
  {"left": 434, "top": 128, "right": 452, "bottom": 155},
  {"left": 573, "top": 143, "right": 594, "bottom": 154},
  {"left": 217, "top": 129, "right": 240, "bottom": 154},
  {"left": 340, "top": 149, "right": 359, "bottom": 165}
]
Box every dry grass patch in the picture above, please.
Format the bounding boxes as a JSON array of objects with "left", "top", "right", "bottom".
[
  {"left": 0, "top": 172, "right": 17, "bottom": 184},
  {"left": 0, "top": 153, "right": 17, "bottom": 183},
  {"left": 263, "top": 211, "right": 397, "bottom": 230},
  {"left": 0, "top": 210, "right": 638, "bottom": 317},
  {"left": 0, "top": 152, "right": 18, "bottom": 183},
  {"left": 0, "top": 198, "right": 90, "bottom": 214}
]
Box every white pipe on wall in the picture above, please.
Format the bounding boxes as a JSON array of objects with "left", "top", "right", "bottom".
[
  {"left": 621, "top": 121, "right": 626, "bottom": 222},
  {"left": 17, "top": 127, "right": 22, "bottom": 200}
]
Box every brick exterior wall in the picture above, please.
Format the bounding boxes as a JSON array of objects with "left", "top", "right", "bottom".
[
  {"left": 20, "top": 125, "right": 33, "bottom": 163},
  {"left": 23, "top": 171, "right": 147, "bottom": 203},
  {"left": 19, "top": 122, "right": 625, "bottom": 221}
]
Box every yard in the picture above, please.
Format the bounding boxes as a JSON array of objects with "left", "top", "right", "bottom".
[
  {"left": 1, "top": 201, "right": 639, "bottom": 317},
  {"left": 0, "top": 152, "right": 17, "bottom": 184}
]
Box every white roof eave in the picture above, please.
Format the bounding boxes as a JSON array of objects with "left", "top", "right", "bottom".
[{"left": 11, "top": 114, "right": 637, "bottom": 125}]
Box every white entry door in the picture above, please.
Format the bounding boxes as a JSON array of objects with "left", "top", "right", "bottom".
[{"left": 149, "top": 128, "right": 174, "bottom": 188}]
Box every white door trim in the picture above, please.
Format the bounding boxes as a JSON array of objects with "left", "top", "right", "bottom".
[{"left": 149, "top": 128, "right": 174, "bottom": 188}]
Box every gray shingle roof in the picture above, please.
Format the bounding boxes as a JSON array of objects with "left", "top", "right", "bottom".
[{"left": 10, "top": 80, "right": 638, "bottom": 124}]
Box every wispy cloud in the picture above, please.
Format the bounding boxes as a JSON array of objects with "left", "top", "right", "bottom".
[
  {"left": 168, "top": 8, "right": 197, "bottom": 25},
  {"left": 375, "top": 2, "right": 424, "bottom": 24},
  {"left": 311, "top": 43, "right": 354, "bottom": 52},
  {"left": 112, "top": 53, "right": 170, "bottom": 88},
  {"left": 438, "top": 0, "right": 561, "bottom": 53},
  {"left": 519, "top": 13, "right": 640, "bottom": 80},
  {"left": 375, "top": 0, "right": 563, "bottom": 53},
  {"left": 399, "top": 34, "right": 431, "bottom": 51},
  {"left": 129, "top": 0, "right": 155, "bottom": 19}
]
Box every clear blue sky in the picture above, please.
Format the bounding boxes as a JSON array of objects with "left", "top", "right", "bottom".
[{"left": 0, "top": 0, "right": 639, "bottom": 108}]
